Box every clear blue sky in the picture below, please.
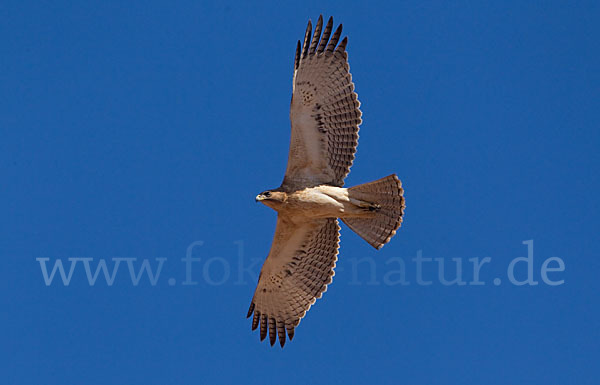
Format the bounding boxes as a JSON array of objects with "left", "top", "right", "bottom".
[{"left": 2, "top": 1, "right": 599, "bottom": 384}]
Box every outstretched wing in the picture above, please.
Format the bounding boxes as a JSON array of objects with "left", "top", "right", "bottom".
[
  {"left": 246, "top": 217, "right": 340, "bottom": 347},
  {"left": 282, "top": 15, "right": 362, "bottom": 190}
]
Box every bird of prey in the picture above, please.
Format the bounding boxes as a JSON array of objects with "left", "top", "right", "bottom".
[{"left": 247, "top": 15, "right": 405, "bottom": 347}]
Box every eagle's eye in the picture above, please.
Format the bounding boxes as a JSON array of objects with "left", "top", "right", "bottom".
[{"left": 263, "top": 191, "right": 272, "bottom": 198}]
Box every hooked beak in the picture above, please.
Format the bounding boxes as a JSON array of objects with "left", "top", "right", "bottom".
[{"left": 255, "top": 195, "right": 263, "bottom": 202}]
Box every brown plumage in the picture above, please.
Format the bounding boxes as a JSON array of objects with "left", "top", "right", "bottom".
[{"left": 248, "top": 15, "right": 405, "bottom": 347}]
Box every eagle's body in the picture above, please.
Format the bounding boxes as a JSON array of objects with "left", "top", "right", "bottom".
[
  {"left": 247, "top": 16, "right": 405, "bottom": 347},
  {"left": 258, "top": 185, "right": 376, "bottom": 221}
]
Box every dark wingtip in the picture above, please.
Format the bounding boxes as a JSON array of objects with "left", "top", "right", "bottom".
[
  {"left": 277, "top": 321, "right": 287, "bottom": 348},
  {"left": 301, "top": 19, "right": 312, "bottom": 59},
  {"left": 259, "top": 314, "right": 267, "bottom": 341},
  {"left": 268, "top": 317, "right": 277, "bottom": 346},
  {"left": 317, "top": 17, "right": 334, "bottom": 54},
  {"left": 309, "top": 14, "right": 324, "bottom": 55},
  {"left": 337, "top": 36, "right": 348, "bottom": 52},
  {"left": 326, "top": 23, "right": 344, "bottom": 52},
  {"left": 294, "top": 40, "right": 301, "bottom": 70},
  {"left": 246, "top": 302, "right": 255, "bottom": 318}
]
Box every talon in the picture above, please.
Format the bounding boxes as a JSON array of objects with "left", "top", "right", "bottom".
[{"left": 368, "top": 204, "right": 381, "bottom": 212}]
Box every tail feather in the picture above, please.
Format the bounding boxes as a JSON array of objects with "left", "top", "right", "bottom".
[{"left": 342, "top": 174, "right": 405, "bottom": 249}]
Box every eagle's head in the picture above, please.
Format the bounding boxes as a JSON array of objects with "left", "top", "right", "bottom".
[{"left": 255, "top": 190, "right": 287, "bottom": 210}]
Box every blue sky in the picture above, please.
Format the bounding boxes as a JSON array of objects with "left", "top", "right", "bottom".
[{"left": 2, "top": 1, "right": 599, "bottom": 384}]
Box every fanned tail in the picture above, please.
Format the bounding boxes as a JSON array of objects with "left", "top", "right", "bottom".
[{"left": 342, "top": 174, "right": 405, "bottom": 249}]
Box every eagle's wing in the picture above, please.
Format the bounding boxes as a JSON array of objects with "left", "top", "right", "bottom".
[
  {"left": 282, "top": 16, "right": 362, "bottom": 190},
  {"left": 246, "top": 216, "right": 340, "bottom": 347}
]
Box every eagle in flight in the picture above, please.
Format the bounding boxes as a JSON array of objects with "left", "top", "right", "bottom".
[{"left": 247, "top": 15, "right": 405, "bottom": 347}]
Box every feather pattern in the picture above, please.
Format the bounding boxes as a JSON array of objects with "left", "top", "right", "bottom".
[
  {"left": 342, "top": 175, "right": 405, "bottom": 249},
  {"left": 284, "top": 15, "right": 362, "bottom": 190},
  {"left": 317, "top": 17, "right": 334, "bottom": 54},
  {"left": 308, "top": 15, "right": 323, "bottom": 55},
  {"left": 246, "top": 218, "right": 340, "bottom": 347}
]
